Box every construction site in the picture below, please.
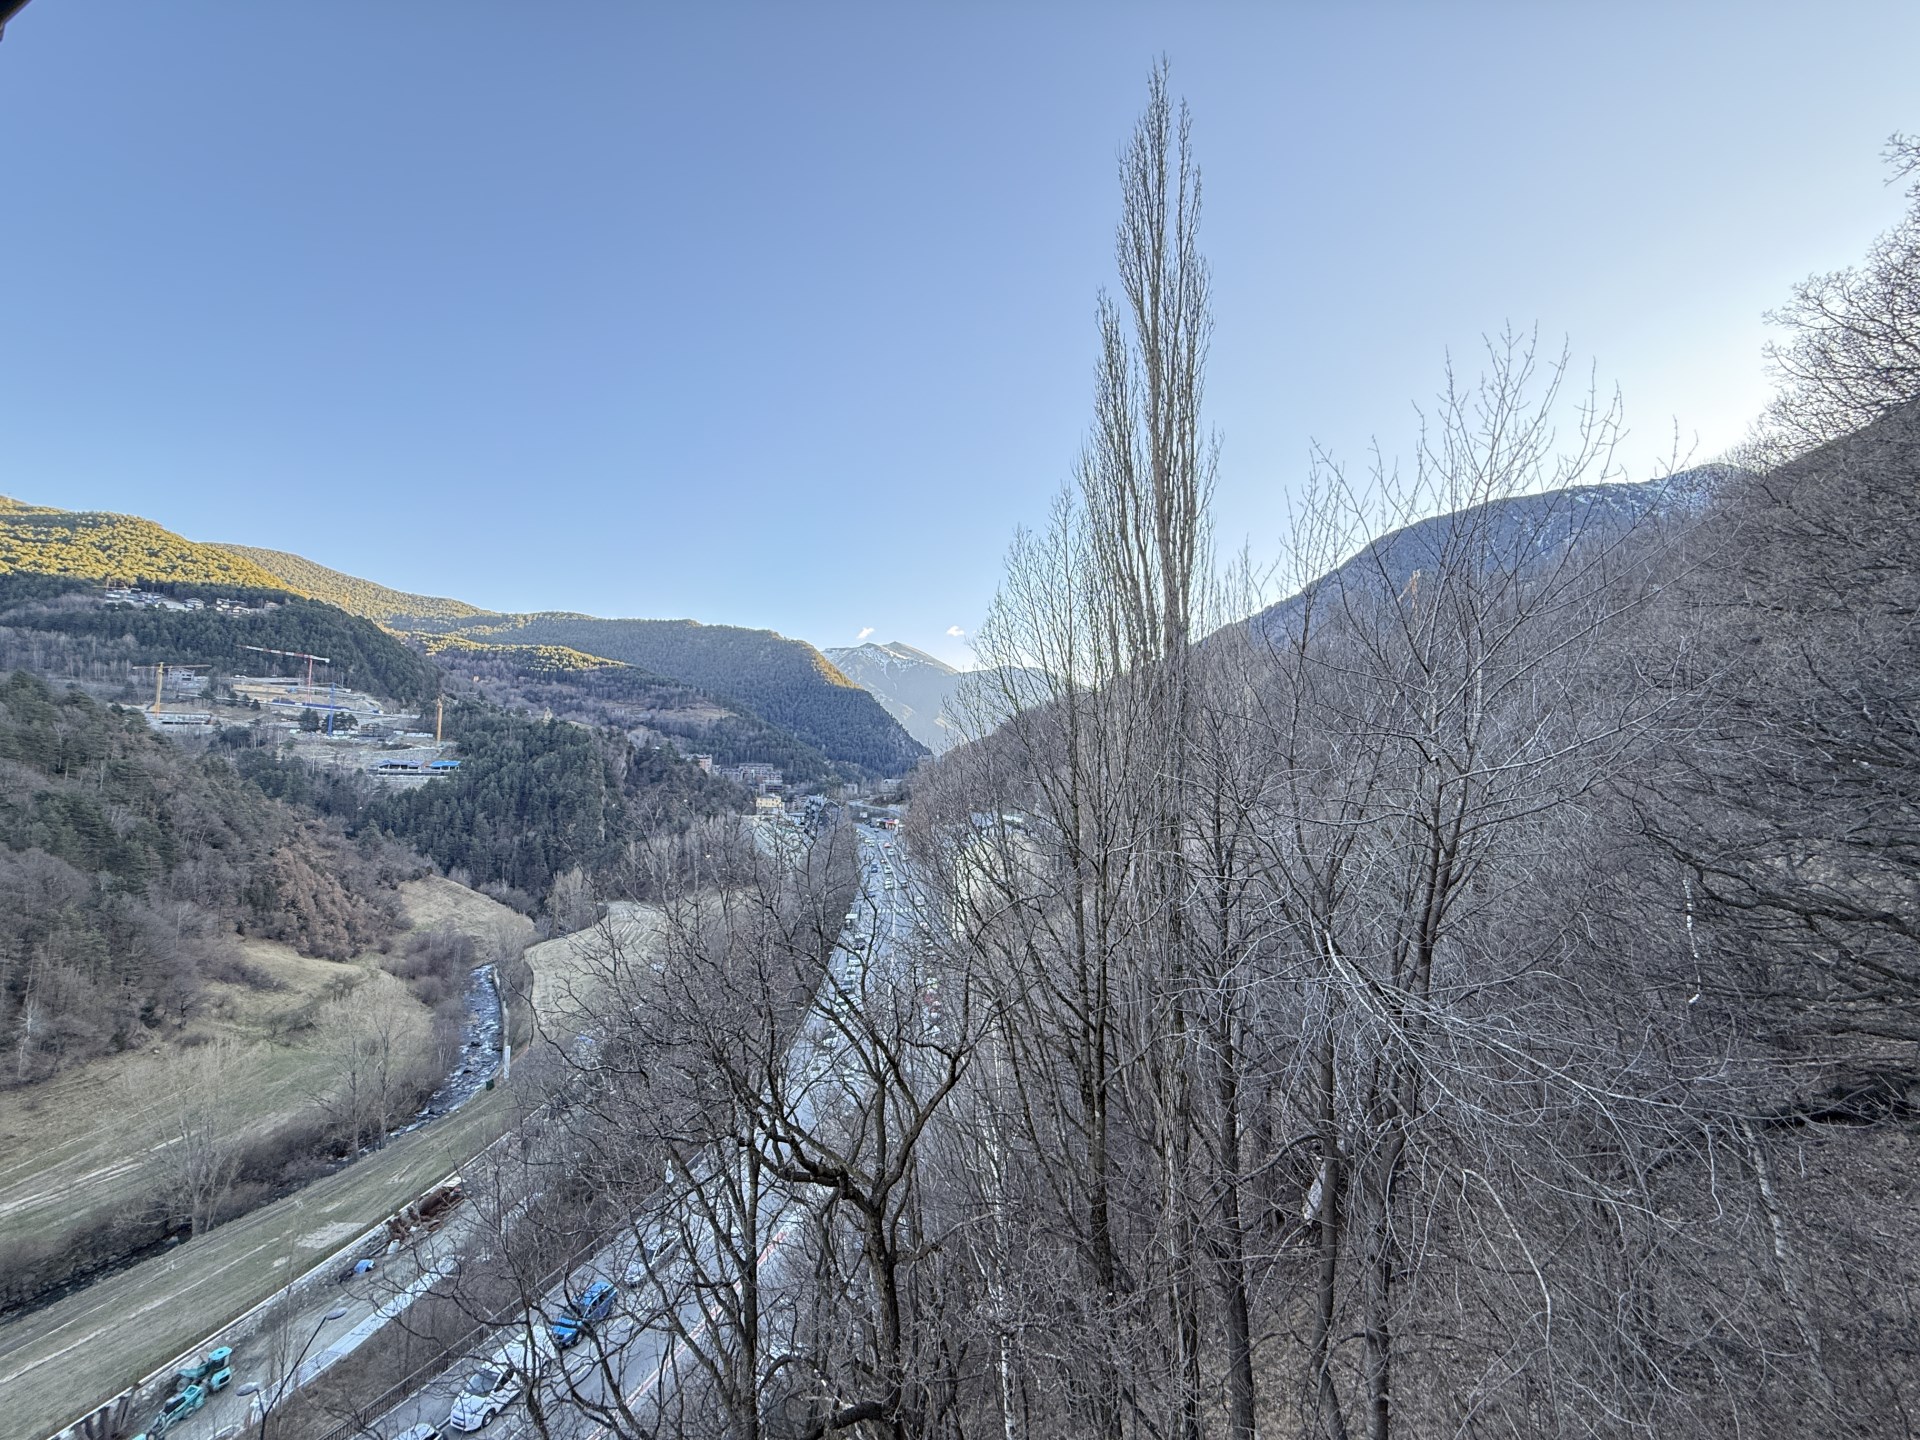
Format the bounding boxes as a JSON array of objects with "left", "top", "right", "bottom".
[{"left": 137, "top": 648, "right": 462, "bottom": 783}]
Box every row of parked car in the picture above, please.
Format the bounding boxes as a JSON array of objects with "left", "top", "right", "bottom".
[{"left": 385, "top": 1278, "right": 621, "bottom": 1436}]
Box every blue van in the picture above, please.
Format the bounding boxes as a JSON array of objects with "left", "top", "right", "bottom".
[{"left": 551, "top": 1279, "right": 618, "bottom": 1348}]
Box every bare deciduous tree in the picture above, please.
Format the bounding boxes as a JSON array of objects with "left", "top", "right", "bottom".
[
  {"left": 316, "top": 971, "right": 432, "bottom": 1154},
  {"left": 135, "top": 1034, "right": 250, "bottom": 1236},
  {"left": 1757, "top": 133, "right": 1920, "bottom": 452}
]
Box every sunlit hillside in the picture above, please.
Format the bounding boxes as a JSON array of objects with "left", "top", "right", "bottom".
[{"left": 0, "top": 497, "right": 289, "bottom": 591}]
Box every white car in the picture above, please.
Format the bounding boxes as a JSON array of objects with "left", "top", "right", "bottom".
[
  {"left": 623, "top": 1231, "right": 685, "bottom": 1284},
  {"left": 447, "top": 1366, "right": 523, "bottom": 1431}
]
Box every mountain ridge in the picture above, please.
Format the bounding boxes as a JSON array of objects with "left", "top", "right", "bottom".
[
  {"left": 0, "top": 497, "right": 293, "bottom": 592},
  {"left": 0, "top": 496, "right": 926, "bottom": 777},
  {"left": 219, "top": 544, "right": 492, "bottom": 624},
  {"left": 825, "top": 641, "right": 975, "bottom": 754},
  {"left": 220, "top": 525, "right": 920, "bottom": 775},
  {"left": 1247, "top": 467, "right": 1730, "bottom": 639}
]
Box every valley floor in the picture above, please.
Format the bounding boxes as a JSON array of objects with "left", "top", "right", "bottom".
[
  {"left": 0, "top": 941, "right": 415, "bottom": 1270},
  {"left": 0, "top": 1062, "right": 517, "bottom": 1440},
  {"left": 0, "top": 876, "right": 534, "bottom": 1440}
]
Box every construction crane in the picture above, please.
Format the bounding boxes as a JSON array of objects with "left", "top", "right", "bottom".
[
  {"left": 238, "top": 645, "right": 358, "bottom": 735},
  {"left": 132, "top": 663, "right": 209, "bottom": 715},
  {"left": 238, "top": 644, "right": 332, "bottom": 695}
]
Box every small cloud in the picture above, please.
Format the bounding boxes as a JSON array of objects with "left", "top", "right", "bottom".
[
  {"left": 946, "top": 625, "right": 965, "bottom": 638},
  {"left": 856, "top": 626, "right": 875, "bottom": 641}
]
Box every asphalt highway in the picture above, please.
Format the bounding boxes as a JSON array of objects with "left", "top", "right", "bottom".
[{"left": 366, "top": 823, "right": 925, "bottom": 1440}]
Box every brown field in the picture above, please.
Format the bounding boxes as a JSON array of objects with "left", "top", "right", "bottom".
[
  {"left": 0, "top": 1078, "right": 521, "bottom": 1440},
  {"left": 0, "top": 942, "right": 416, "bottom": 1259},
  {"left": 0, "top": 881, "right": 527, "bottom": 1262},
  {"left": 522, "top": 901, "right": 662, "bottom": 1042},
  {"left": 0, "top": 884, "right": 632, "bottom": 1440},
  {"left": 397, "top": 874, "right": 536, "bottom": 955}
]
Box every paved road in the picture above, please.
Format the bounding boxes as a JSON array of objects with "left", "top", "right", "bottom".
[
  {"left": 368, "top": 823, "right": 929, "bottom": 1440},
  {"left": 89, "top": 973, "right": 510, "bottom": 1440}
]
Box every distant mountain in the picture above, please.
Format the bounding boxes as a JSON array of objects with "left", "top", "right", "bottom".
[
  {"left": 221, "top": 545, "right": 492, "bottom": 625},
  {"left": 437, "top": 614, "right": 928, "bottom": 777},
  {"left": 425, "top": 639, "right": 848, "bottom": 787},
  {"left": 824, "top": 642, "right": 976, "bottom": 754},
  {"left": 1247, "top": 468, "right": 1729, "bottom": 639},
  {"left": 833, "top": 481, "right": 1733, "bottom": 757},
  {"left": 226, "top": 534, "right": 928, "bottom": 778},
  {"left": 0, "top": 496, "right": 289, "bottom": 591}
]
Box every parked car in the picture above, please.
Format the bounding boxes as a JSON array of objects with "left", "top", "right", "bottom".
[
  {"left": 550, "top": 1278, "right": 618, "bottom": 1347},
  {"left": 624, "top": 1232, "right": 684, "bottom": 1285},
  {"left": 392, "top": 1425, "right": 442, "bottom": 1440},
  {"left": 446, "top": 1366, "right": 523, "bottom": 1432}
]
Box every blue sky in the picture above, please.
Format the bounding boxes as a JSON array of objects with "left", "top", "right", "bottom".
[{"left": 2, "top": 2, "right": 1915, "bottom": 668}]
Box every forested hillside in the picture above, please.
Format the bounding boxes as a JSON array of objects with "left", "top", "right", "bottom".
[
  {"left": 421, "top": 634, "right": 623, "bottom": 671},
  {"left": 0, "top": 498, "right": 289, "bottom": 591},
  {"left": 351, "top": 700, "right": 743, "bottom": 906},
  {"left": 0, "top": 671, "right": 419, "bottom": 1084},
  {"left": 501, "top": 106, "right": 1920, "bottom": 1440},
  {"left": 218, "top": 533, "right": 931, "bottom": 776},
  {"left": 431, "top": 642, "right": 850, "bottom": 785},
  {"left": 1247, "top": 467, "right": 1724, "bottom": 636},
  {"left": 916, "top": 130, "right": 1920, "bottom": 1439},
  {"left": 436, "top": 613, "right": 928, "bottom": 776},
  {"left": 0, "top": 575, "right": 440, "bottom": 706},
  {"left": 0, "top": 505, "right": 437, "bottom": 704},
  {"left": 221, "top": 543, "right": 491, "bottom": 625}
]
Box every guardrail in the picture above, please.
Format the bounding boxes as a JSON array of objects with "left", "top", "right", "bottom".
[
  {"left": 301, "top": 1229, "right": 605, "bottom": 1440},
  {"left": 56, "top": 1197, "right": 413, "bottom": 1440},
  {"left": 52, "top": 964, "right": 529, "bottom": 1440}
]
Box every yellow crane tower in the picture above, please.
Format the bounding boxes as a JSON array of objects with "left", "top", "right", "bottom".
[{"left": 132, "top": 662, "right": 209, "bottom": 715}]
